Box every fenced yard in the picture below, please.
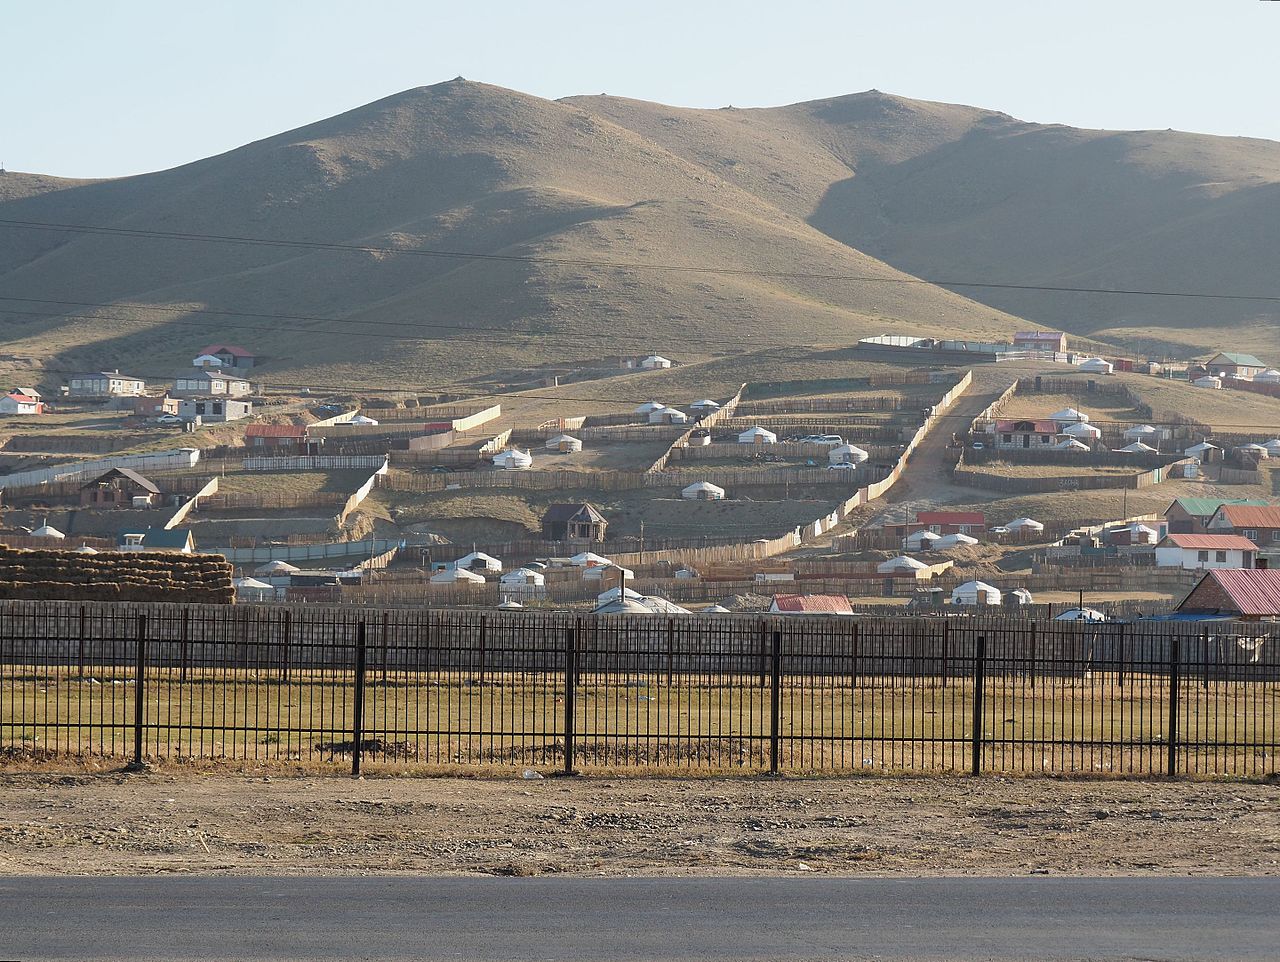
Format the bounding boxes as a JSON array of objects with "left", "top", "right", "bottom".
[{"left": 2, "top": 602, "right": 1277, "bottom": 778}]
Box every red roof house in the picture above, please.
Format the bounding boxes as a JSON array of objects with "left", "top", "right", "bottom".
[
  {"left": 1176, "top": 569, "right": 1280, "bottom": 620},
  {"left": 1206, "top": 504, "right": 1280, "bottom": 548},
  {"left": 915, "top": 511, "right": 986, "bottom": 535},
  {"left": 769, "top": 594, "right": 854, "bottom": 615},
  {"left": 194, "top": 344, "right": 257, "bottom": 370}
]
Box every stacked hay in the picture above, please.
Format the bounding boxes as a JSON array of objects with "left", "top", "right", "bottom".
[{"left": 0, "top": 546, "right": 235, "bottom": 604}]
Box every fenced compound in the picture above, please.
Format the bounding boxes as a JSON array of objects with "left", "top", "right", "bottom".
[{"left": 2, "top": 602, "right": 1277, "bottom": 778}]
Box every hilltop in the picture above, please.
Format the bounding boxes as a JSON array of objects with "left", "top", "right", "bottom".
[{"left": 2, "top": 80, "right": 1278, "bottom": 391}]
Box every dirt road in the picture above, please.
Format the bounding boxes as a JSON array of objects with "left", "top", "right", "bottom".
[{"left": 1, "top": 772, "right": 1276, "bottom": 877}]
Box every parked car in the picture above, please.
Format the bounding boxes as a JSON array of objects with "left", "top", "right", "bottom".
[
  {"left": 153, "top": 414, "right": 183, "bottom": 426},
  {"left": 797, "top": 434, "right": 845, "bottom": 446},
  {"left": 971, "top": 441, "right": 985, "bottom": 450},
  {"left": 989, "top": 525, "right": 1010, "bottom": 535},
  {"left": 827, "top": 462, "right": 858, "bottom": 470}
]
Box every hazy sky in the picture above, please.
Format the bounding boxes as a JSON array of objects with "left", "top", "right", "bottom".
[{"left": 5, "top": 0, "right": 1278, "bottom": 178}]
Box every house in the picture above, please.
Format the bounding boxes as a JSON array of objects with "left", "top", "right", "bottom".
[
  {"left": 1154, "top": 534, "right": 1257, "bottom": 570},
  {"left": 682, "top": 481, "right": 726, "bottom": 501},
  {"left": 79, "top": 468, "right": 162, "bottom": 508},
  {"left": 0, "top": 391, "right": 44, "bottom": 415},
  {"left": 1079, "top": 357, "right": 1114, "bottom": 374},
  {"left": 1164, "top": 498, "right": 1267, "bottom": 534},
  {"left": 133, "top": 395, "right": 180, "bottom": 417},
  {"left": 178, "top": 398, "right": 253, "bottom": 423},
  {"left": 738, "top": 426, "right": 777, "bottom": 445},
  {"left": 1204, "top": 352, "right": 1267, "bottom": 380},
  {"left": 915, "top": 511, "right": 985, "bottom": 535},
  {"left": 545, "top": 434, "right": 582, "bottom": 453},
  {"left": 992, "top": 419, "right": 1058, "bottom": 449},
  {"left": 768, "top": 594, "right": 854, "bottom": 615},
  {"left": 244, "top": 423, "right": 311, "bottom": 449},
  {"left": 193, "top": 344, "right": 257, "bottom": 369},
  {"left": 493, "top": 448, "right": 533, "bottom": 470},
  {"left": 172, "top": 369, "right": 253, "bottom": 398},
  {"left": 1206, "top": 504, "right": 1280, "bottom": 549},
  {"left": 639, "top": 354, "right": 672, "bottom": 370},
  {"left": 541, "top": 503, "right": 608, "bottom": 542},
  {"left": 1013, "top": 331, "right": 1067, "bottom": 352},
  {"left": 1176, "top": 569, "right": 1280, "bottom": 620},
  {"left": 66, "top": 370, "right": 146, "bottom": 397},
  {"left": 118, "top": 528, "right": 196, "bottom": 554}
]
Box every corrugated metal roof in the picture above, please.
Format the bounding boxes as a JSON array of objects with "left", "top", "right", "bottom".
[
  {"left": 1169, "top": 497, "right": 1267, "bottom": 518},
  {"left": 917, "top": 511, "right": 986, "bottom": 525},
  {"left": 1213, "top": 505, "right": 1280, "bottom": 529},
  {"left": 1200, "top": 569, "right": 1280, "bottom": 616},
  {"left": 770, "top": 594, "right": 854, "bottom": 614},
  {"left": 994, "top": 418, "right": 1059, "bottom": 434},
  {"left": 1162, "top": 534, "right": 1258, "bottom": 550}
]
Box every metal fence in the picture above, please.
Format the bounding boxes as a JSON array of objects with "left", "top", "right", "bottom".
[{"left": 1, "top": 601, "right": 1277, "bottom": 778}]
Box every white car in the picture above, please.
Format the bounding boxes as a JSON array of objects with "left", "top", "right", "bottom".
[
  {"left": 989, "top": 525, "right": 1010, "bottom": 535},
  {"left": 799, "top": 434, "right": 845, "bottom": 446},
  {"left": 827, "top": 462, "right": 858, "bottom": 470}
]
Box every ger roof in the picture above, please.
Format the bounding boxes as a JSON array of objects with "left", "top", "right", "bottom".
[
  {"left": 770, "top": 594, "right": 854, "bottom": 614},
  {"left": 1212, "top": 505, "right": 1280, "bottom": 528},
  {"left": 1160, "top": 533, "right": 1258, "bottom": 550},
  {"left": 1182, "top": 569, "right": 1280, "bottom": 616},
  {"left": 1168, "top": 497, "right": 1268, "bottom": 518}
]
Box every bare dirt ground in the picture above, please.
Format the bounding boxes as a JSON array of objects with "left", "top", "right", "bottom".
[{"left": 1, "top": 771, "right": 1276, "bottom": 878}]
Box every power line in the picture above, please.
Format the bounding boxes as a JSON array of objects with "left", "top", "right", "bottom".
[{"left": 4, "top": 216, "right": 1280, "bottom": 302}]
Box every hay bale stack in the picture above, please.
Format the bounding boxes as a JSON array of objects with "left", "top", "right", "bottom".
[{"left": 0, "top": 546, "right": 235, "bottom": 604}]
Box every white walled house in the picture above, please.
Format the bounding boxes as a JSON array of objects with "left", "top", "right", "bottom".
[
  {"left": 172, "top": 369, "right": 252, "bottom": 398},
  {"left": 0, "top": 391, "right": 44, "bottom": 415},
  {"left": 1155, "top": 534, "right": 1257, "bottom": 570},
  {"left": 992, "top": 419, "right": 1058, "bottom": 449},
  {"left": 67, "top": 370, "right": 146, "bottom": 397}
]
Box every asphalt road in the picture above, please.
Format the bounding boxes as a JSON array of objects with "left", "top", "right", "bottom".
[{"left": 4, "top": 875, "right": 1275, "bottom": 961}]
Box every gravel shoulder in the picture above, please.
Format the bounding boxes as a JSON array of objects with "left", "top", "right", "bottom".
[{"left": 1, "top": 771, "right": 1276, "bottom": 878}]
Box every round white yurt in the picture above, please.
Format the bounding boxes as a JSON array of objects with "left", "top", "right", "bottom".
[
  {"left": 74, "top": 544, "right": 100, "bottom": 554},
  {"left": 569, "top": 551, "right": 611, "bottom": 567},
  {"left": 1255, "top": 369, "right": 1280, "bottom": 384},
  {"left": 640, "top": 354, "right": 672, "bottom": 370},
  {"left": 1079, "top": 357, "right": 1114, "bottom": 374},
  {"left": 1264, "top": 439, "right": 1280, "bottom": 457},
  {"left": 456, "top": 550, "right": 503, "bottom": 573},
  {"left": 682, "top": 481, "right": 726, "bottom": 501},
  {"left": 1054, "top": 606, "right": 1107, "bottom": 623},
  {"left": 496, "top": 600, "right": 524, "bottom": 609},
  {"left": 582, "top": 563, "right": 636, "bottom": 583},
  {"left": 348, "top": 414, "right": 379, "bottom": 425},
  {"left": 1123, "top": 424, "right": 1159, "bottom": 441},
  {"left": 1049, "top": 407, "right": 1090, "bottom": 426},
  {"left": 635, "top": 401, "right": 666, "bottom": 415},
  {"left": 689, "top": 399, "right": 721, "bottom": 415},
  {"left": 1006, "top": 517, "right": 1045, "bottom": 534},
  {"left": 904, "top": 529, "right": 941, "bottom": 550},
  {"left": 255, "top": 559, "right": 300, "bottom": 576},
  {"left": 951, "top": 580, "right": 1002, "bottom": 606},
  {"left": 1193, "top": 376, "right": 1222, "bottom": 389},
  {"left": 1062, "top": 422, "right": 1102, "bottom": 440},
  {"left": 828, "top": 443, "right": 869, "bottom": 464},
  {"left": 738, "top": 426, "right": 777, "bottom": 445},
  {"left": 1184, "top": 441, "right": 1220, "bottom": 460},
  {"left": 1053, "top": 437, "right": 1091, "bottom": 451},
  {"left": 1236, "top": 443, "right": 1271, "bottom": 460},
  {"left": 1007, "top": 588, "right": 1035, "bottom": 606},
  {"left": 934, "top": 532, "right": 979, "bottom": 549},
  {"left": 31, "top": 522, "right": 65, "bottom": 540},
  {"left": 650, "top": 407, "right": 689, "bottom": 425},
  {"left": 499, "top": 567, "right": 546, "bottom": 588},
  {"left": 493, "top": 448, "right": 534, "bottom": 470},
  {"left": 1117, "top": 441, "right": 1157, "bottom": 454},
  {"left": 233, "top": 577, "right": 274, "bottom": 601},
  {"left": 877, "top": 555, "right": 928, "bottom": 574},
  {"left": 545, "top": 434, "right": 582, "bottom": 454},
  {"left": 431, "top": 567, "right": 486, "bottom": 585},
  {"left": 703, "top": 604, "right": 731, "bottom": 614}
]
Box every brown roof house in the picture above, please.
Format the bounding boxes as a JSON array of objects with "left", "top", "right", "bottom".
[
  {"left": 1206, "top": 504, "right": 1280, "bottom": 550},
  {"left": 1176, "top": 569, "right": 1280, "bottom": 620},
  {"left": 79, "top": 468, "right": 163, "bottom": 508},
  {"left": 541, "top": 503, "right": 608, "bottom": 543}
]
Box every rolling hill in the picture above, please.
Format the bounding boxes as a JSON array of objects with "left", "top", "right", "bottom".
[{"left": 1, "top": 79, "right": 1277, "bottom": 393}]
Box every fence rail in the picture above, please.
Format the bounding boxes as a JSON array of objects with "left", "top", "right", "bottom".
[{"left": 2, "top": 601, "right": 1276, "bottom": 778}]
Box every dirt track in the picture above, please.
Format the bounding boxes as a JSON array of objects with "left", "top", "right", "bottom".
[{"left": 1, "top": 771, "right": 1276, "bottom": 877}]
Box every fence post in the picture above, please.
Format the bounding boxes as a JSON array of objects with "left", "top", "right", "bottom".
[
  {"left": 131, "top": 613, "right": 148, "bottom": 769},
  {"left": 478, "top": 615, "right": 488, "bottom": 686},
  {"left": 970, "top": 634, "right": 987, "bottom": 776},
  {"left": 1028, "top": 621, "right": 1037, "bottom": 690},
  {"left": 769, "top": 628, "right": 782, "bottom": 775},
  {"left": 77, "top": 605, "right": 86, "bottom": 679},
  {"left": 940, "top": 620, "right": 948, "bottom": 688},
  {"left": 563, "top": 621, "right": 578, "bottom": 775},
  {"left": 351, "top": 620, "right": 368, "bottom": 777},
  {"left": 1167, "top": 632, "right": 1180, "bottom": 778}
]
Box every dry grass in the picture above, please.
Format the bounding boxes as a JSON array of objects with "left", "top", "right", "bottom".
[{"left": 213, "top": 470, "right": 370, "bottom": 499}]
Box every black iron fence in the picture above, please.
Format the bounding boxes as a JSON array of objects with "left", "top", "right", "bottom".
[{"left": 1, "top": 601, "right": 1277, "bottom": 778}]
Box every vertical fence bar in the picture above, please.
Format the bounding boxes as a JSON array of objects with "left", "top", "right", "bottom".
[
  {"left": 351, "top": 620, "right": 368, "bottom": 777},
  {"left": 77, "top": 605, "right": 86, "bottom": 679},
  {"left": 970, "top": 634, "right": 986, "bottom": 776},
  {"left": 563, "top": 621, "right": 577, "bottom": 775},
  {"left": 769, "top": 628, "right": 782, "bottom": 775},
  {"left": 132, "top": 613, "right": 148, "bottom": 768},
  {"left": 1167, "top": 631, "right": 1180, "bottom": 778}
]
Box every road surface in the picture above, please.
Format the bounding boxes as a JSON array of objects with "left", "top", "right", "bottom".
[{"left": 4, "top": 875, "right": 1276, "bottom": 960}]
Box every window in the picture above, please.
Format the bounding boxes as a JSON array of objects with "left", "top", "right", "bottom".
[
  {"left": 1197, "top": 551, "right": 1209, "bottom": 563},
  {"left": 1041, "top": 435, "right": 1051, "bottom": 443},
  {"left": 1002, "top": 434, "right": 1012, "bottom": 443},
  {"left": 1244, "top": 529, "right": 1258, "bottom": 541},
  {"left": 1216, "top": 551, "right": 1228, "bottom": 563},
  {"left": 1272, "top": 531, "right": 1280, "bottom": 542}
]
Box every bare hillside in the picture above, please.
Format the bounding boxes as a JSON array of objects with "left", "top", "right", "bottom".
[{"left": 0, "top": 81, "right": 1022, "bottom": 390}]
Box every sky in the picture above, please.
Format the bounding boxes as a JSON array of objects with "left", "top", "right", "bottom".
[{"left": 4, "top": 0, "right": 1279, "bottom": 178}]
